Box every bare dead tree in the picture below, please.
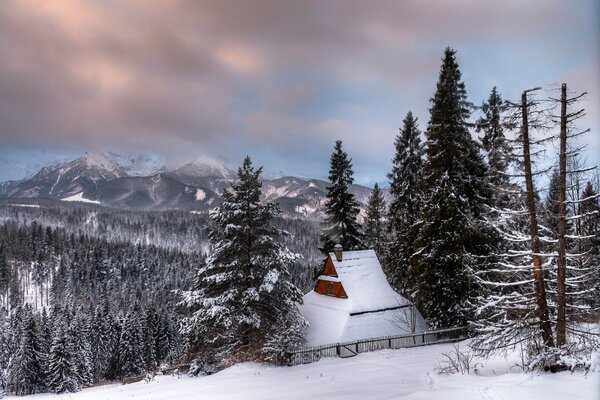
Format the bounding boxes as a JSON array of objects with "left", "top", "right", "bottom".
[
  {"left": 549, "top": 83, "right": 597, "bottom": 346},
  {"left": 520, "top": 87, "right": 554, "bottom": 348},
  {"left": 556, "top": 83, "right": 568, "bottom": 346}
]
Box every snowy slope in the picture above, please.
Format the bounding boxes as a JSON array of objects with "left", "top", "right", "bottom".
[{"left": 6, "top": 341, "right": 597, "bottom": 400}]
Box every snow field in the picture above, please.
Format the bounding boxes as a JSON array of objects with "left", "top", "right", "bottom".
[{"left": 7, "top": 341, "right": 598, "bottom": 400}]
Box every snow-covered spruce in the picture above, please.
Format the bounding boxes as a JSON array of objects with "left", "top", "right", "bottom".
[
  {"left": 386, "top": 111, "right": 424, "bottom": 295},
  {"left": 411, "top": 47, "right": 495, "bottom": 329},
  {"left": 320, "top": 140, "right": 363, "bottom": 255},
  {"left": 179, "top": 156, "right": 306, "bottom": 373},
  {"left": 363, "top": 183, "right": 387, "bottom": 262},
  {"left": 47, "top": 322, "right": 79, "bottom": 394}
]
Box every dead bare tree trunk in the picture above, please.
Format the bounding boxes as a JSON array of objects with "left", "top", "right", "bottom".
[
  {"left": 521, "top": 88, "right": 555, "bottom": 348},
  {"left": 556, "top": 83, "right": 568, "bottom": 347}
]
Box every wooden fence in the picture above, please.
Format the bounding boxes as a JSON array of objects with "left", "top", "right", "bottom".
[{"left": 283, "top": 326, "right": 468, "bottom": 366}]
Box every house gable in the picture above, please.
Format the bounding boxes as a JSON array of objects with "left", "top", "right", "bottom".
[
  {"left": 314, "top": 279, "right": 348, "bottom": 299},
  {"left": 322, "top": 256, "right": 338, "bottom": 277}
]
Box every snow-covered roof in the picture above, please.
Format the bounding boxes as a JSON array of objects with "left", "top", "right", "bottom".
[
  {"left": 321, "top": 250, "right": 409, "bottom": 314},
  {"left": 298, "top": 249, "right": 427, "bottom": 346}
]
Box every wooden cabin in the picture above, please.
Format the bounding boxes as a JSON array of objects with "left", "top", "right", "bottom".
[{"left": 298, "top": 246, "right": 427, "bottom": 346}]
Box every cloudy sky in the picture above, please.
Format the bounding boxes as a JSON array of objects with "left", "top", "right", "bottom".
[{"left": 0, "top": 0, "right": 598, "bottom": 185}]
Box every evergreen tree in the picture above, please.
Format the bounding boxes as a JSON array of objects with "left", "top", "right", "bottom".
[
  {"left": 0, "top": 370, "right": 4, "bottom": 399},
  {"left": 387, "top": 111, "right": 423, "bottom": 293},
  {"left": 580, "top": 181, "right": 600, "bottom": 308},
  {"left": 47, "top": 323, "right": 79, "bottom": 394},
  {"left": 72, "top": 312, "right": 93, "bottom": 386},
  {"left": 118, "top": 308, "right": 144, "bottom": 378},
  {"left": 0, "top": 248, "right": 10, "bottom": 305},
  {"left": 543, "top": 169, "right": 561, "bottom": 236},
  {"left": 476, "top": 87, "right": 511, "bottom": 192},
  {"left": 364, "top": 183, "right": 387, "bottom": 259},
  {"left": 179, "top": 156, "right": 305, "bottom": 373},
  {"left": 411, "top": 47, "right": 492, "bottom": 328},
  {"left": 0, "top": 309, "right": 10, "bottom": 371},
  {"left": 142, "top": 306, "right": 158, "bottom": 371},
  {"left": 6, "top": 307, "right": 43, "bottom": 395},
  {"left": 320, "top": 140, "right": 363, "bottom": 254}
]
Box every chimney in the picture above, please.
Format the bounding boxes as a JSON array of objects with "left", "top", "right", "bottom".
[{"left": 333, "top": 244, "right": 343, "bottom": 261}]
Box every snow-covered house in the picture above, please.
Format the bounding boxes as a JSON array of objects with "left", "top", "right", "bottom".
[{"left": 299, "top": 246, "right": 427, "bottom": 346}]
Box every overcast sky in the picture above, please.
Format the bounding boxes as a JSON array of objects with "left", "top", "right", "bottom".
[{"left": 0, "top": 0, "right": 598, "bottom": 185}]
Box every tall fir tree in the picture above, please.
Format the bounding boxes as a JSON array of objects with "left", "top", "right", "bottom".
[
  {"left": 476, "top": 87, "right": 511, "bottom": 192},
  {"left": 0, "top": 369, "right": 4, "bottom": 399},
  {"left": 387, "top": 111, "right": 423, "bottom": 294},
  {"left": 72, "top": 312, "right": 93, "bottom": 386},
  {"left": 364, "top": 183, "right": 387, "bottom": 260},
  {"left": 6, "top": 306, "right": 43, "bottom": 395},
  {"left": 320, "top": 140, "right": 363, "bottom": 254},
  {"left": 411, "top": 47, "right": 492, "bottom": 328},
  {"left": 118, "top": 308, "right": 144, "bottom": 378},
  {"left": 47, "top": 323, "right": 79, "bottom": 394},
  {"left": 543, "top": 169, "right": 562, "bottom": 237},
  {"left": 180, "top": 156, "right": 305, "bottom": 373},
  {"left": 579, "top": 181, "right": 600, "bottom": 309}
]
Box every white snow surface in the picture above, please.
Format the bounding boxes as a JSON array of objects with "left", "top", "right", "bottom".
[
  {"left": 81, "top": 152, "right": 122, "bottom": 174},
  {"left": 7, "top": 341, "right": 598, "bottom": 400},
  {"left": 299, "top": 250, "right": 427, "bottom": 346},
  {"left": 61, "top": 192, "right": 101, "bottom": 204},
  {"left": 195, "top": 188, "right": 206, "bottom": 201},
  {"left": 104, "top": 151, "right": 165, "bottom": 176},
  {"left": 323, "top": 250, "right": 409, "bottom": 313},
  {"left": 174, "top": 156, "right": 234, "bottom": 179}
]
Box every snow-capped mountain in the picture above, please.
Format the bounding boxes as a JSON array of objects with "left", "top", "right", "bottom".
[
  {"left": 105, "top": 151, "right": 166, "bottom": 176},
  {"left": 0, "top": 180, "right": 20, "bottom": 197},
  {"left": 5, "top": 152, "right": 128, "bottom": 199},
  {"left": 1, "top": 152, "right": 380, "bottom": 217},
  {"left": 169, "top": 156, "right": 236, "bottom": 183}
]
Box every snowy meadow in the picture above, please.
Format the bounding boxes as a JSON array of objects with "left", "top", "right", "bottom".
[{"left": 5, "top": 341, "right": 598, "bottom": 400}]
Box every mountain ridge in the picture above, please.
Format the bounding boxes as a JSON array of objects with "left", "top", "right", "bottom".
[{"left": 1, "top": 152, "right": 383, "bottom": 218}]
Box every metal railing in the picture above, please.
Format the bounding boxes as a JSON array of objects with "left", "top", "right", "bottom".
[{"left": 283, "top": 326, "right": 468, "bottom": 366}]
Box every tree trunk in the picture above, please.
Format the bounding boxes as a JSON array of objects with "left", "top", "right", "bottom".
[
  {"left": 556, "top": 83, "right": 568, "bottom": 347},
  {"left": 521, "top": 90, "right": 555, "bottom": 348}
]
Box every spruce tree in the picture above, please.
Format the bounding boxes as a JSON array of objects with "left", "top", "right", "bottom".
[
  {"left": 580, "top": 181, "right": 600, "bottom": 308},
  {"left": 412, "top": 47, "right": 492, "bottom": 328},
  {"left": 320, "top": 140, "right": 363, "bottom": 254},
  {"left": 118, "top": 308, "right": 144, "bottom": 378},
  {"left": 0, "top": 309, "right": 10, "bottom": 371},
  {"left": 543, "top": 169, "right": 562, "bottom": 237},
  {"left": 47, "top": 323, "right": 79, "bottom": 394},
  {"left": 72, "top": 313, "right": 93, "bottom": 386},
  {"left": 142, "top": 306, "right": 158, "bottom": 371},
  {"left": 476, "top": 87, "right": 511, "bottom": 191},
  {"left": 179, "top": 156, "right": 305, "bottom": 373},
  {"left": 6, "top": 307, "right": 43, "bottom": 395},
  {"left": 364, "top": 183, "right": 387, "bottom": 259},
  {"left": 387, "top": 111, "right": 423, "bottom": 293}
]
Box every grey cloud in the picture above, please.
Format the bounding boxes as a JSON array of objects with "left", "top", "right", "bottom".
[{"left": 0, "top": 0, "right": 597, "bottom": 182}]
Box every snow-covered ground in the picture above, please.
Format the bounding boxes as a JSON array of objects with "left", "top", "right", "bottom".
[
  {"left": 61, "top": 192, "right": 101, "bottom": 204},
  {"left": 7, "top": 341, "right": 598, "bottom": 400}
]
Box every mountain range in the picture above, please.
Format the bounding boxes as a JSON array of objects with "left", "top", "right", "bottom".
[{"left": 0, "top": 152, "right": 379, "bottom": 218}]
